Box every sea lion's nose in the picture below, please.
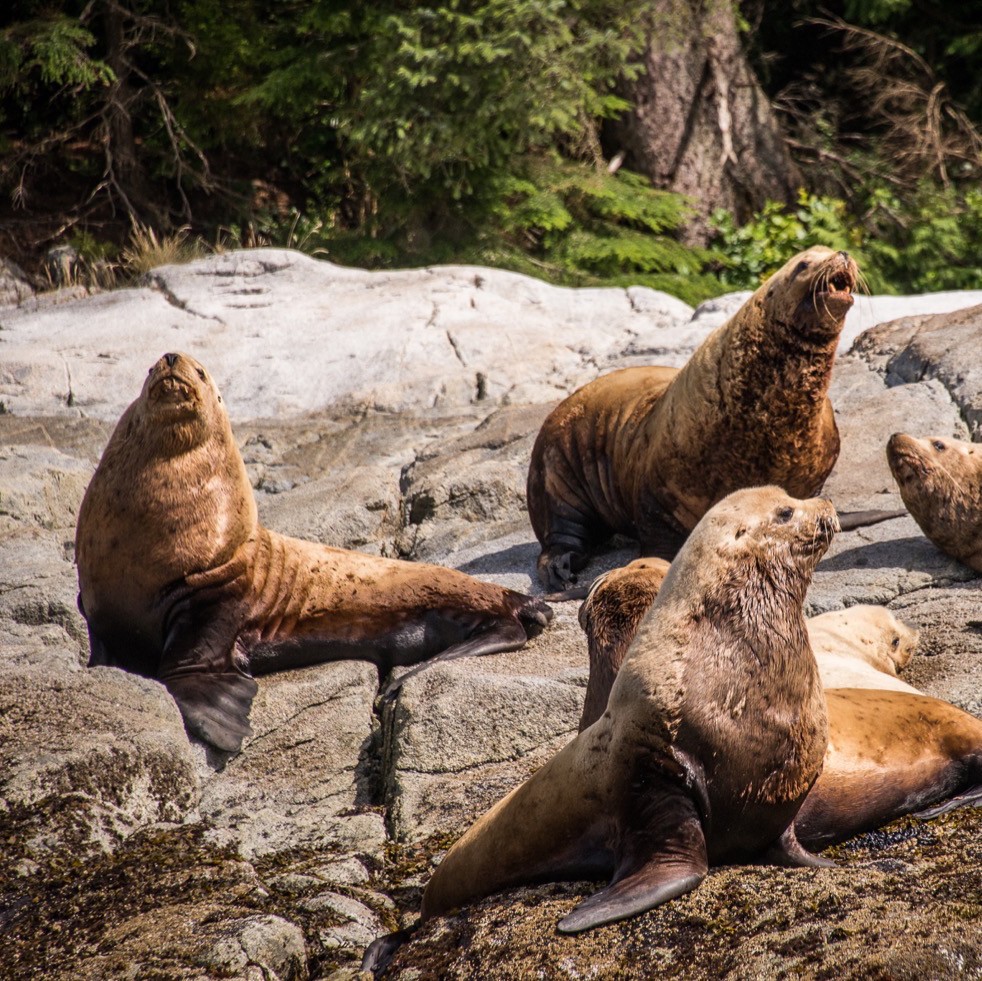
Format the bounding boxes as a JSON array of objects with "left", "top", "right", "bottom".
[
  {"left": 838, "top": 250, "right": 849, "bottom": 261},
  {"left": 164, "top": 352, "right": 179, "bottom": 368}
]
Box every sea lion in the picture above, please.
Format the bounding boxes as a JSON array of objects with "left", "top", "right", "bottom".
[
  {"left": 527, "top": 246, "right": 858, "bottom": 589},
  {"left": 570, "top": 559, "right": 982, "bottom": 854},
  {"left": 419, "top": 486, "right": 837, "bottom": 933},
  {"left": 75, "top": 352, "right": 552, "bottom": 753},
  {"left": 808, "top": 605, "right": 920, "bottom": 694},
  {"left": 887, "top": 432, "right": 982, "bottom": 573},
  {"left": 576, "top": 557, "right": 670, "bottom": 731}
]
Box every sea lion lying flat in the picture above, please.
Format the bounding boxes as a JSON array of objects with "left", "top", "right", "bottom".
[
  {"left": 420, "top": 486, "right": 836, "bottom": 934},
  {"left": 75, "top": 352, "right": 552, "bottom": 753},
  {"left": 887, "top": 432, "right": 982, "bottom": 573},
  {"left": 808, "top": 605, "right": 920, "bottom": 694},
  {"left": 527, "top": 246, "right": 873, "bottom": 589},
  {"left": 574, "top": 560, "right": 982, "bottom": 850}
]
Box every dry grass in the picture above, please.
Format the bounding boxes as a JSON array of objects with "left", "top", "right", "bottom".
[{"left": 120, "top": 224, "right": 207, "bottom": 276}]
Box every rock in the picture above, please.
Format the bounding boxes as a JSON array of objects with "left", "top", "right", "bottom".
[
  {"left": 852, "top": 303, "right": 982, "bottom": 436},
  {"left": 0, "top": 256, "right": 34, "bottom": 307},
  {"left": 388, "top": 808, "right": 982, "bottom": 979},
  {"left": 0, "top": 250, "right": 694, "bottom": 421},
  {"left": 3, "top": 251, "right": 982, "bottom": 978},
  {"left": 198, "top": 914, "right": 307, "bottom": 980},
  {"left": 0, "top": 663, "right": 200, "bottom": 871},
  {"left": 197, "top": 661, "right": 385, "bottom": 862}
]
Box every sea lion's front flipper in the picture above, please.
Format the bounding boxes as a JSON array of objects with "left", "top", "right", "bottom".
[
  {"left": 557, "top": 787, "right": 707, "bottom": 933},
  {"left": 378, "top": 618, "right": 528, "bottom": 701},
  {"left": 915, "top": 784, "right": 982, "bottom": 820},
  {"left": 762, "top": 823, "right": 834, "bottom": 868},
  {"left": 158, "top": 605, "right": 257, "bottom": 753}
]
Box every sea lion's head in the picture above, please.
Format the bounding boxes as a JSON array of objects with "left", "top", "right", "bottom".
[
  {"left": 887, "top": 432, "right": 982, "bottom": 556},
  {"left": 851, "top": 605, "right": 919, "bottom": 674},
  {"left": 136, "top": 352, "right": 228, "bottom": 452},
  {"left": 810, "top": 605, "right": 919, "bottom": 675},
  {"left": 663, "top": 486, "right": 839, "bottom": 612},
  {"left": 763, "top": 246, "right": 858, "bottom": 340}
]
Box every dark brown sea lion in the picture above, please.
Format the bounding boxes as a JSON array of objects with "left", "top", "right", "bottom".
[
  {"left": 576, "top": 557, "right": 670, "bottom": 731},
  {"left": 75, "top": 352, "right": 552, "bottom": 753},
  {"left": 573, "top": 560, "right": 982, "bottom": 850},
  {"left": 527, "top": 245, "right": 858, "bottom": 588},
  {"left": 887, "top": 432, "right": 982, "bottom": 573},
  {"left": 419, "top": 486, "right": 836, "bottom": 933}
]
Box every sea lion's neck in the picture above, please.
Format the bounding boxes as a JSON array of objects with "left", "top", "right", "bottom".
[{"left": 720, "top": 301, "right": 839, "bottom": 417}]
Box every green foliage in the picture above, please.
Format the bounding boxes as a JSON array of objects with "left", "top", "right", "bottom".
[
  {"left": 712, "top": 184, "right": 982, "bottom": 295},
  {"left": 0, "top": 16, "right": 114, "bottom": 93},
  {"left": 711, "top": 191, "right": 870, "bottom": 290},
  {"left": 863, "top": 183, "right": 982, "bottom": 292}
]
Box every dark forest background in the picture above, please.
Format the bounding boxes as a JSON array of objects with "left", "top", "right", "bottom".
[{"left": 2, "top": 0, "right": 981, "bottom": 302}]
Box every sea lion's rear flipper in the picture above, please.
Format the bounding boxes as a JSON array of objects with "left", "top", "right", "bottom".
[
  {"left": 361, "top": 925, "right": 417, "bottom": 975},
  {"left": 762, "top": 823, "right": 834, "bottom": 868},
  {"left": 915, "top": 784, "right": 982, "bottom": 820},
  {"left": 836, "top": 509, "right": 907, "bottom": 531},
  {"left": 159, "top": 606, "right": 257, "bottom": 753},
  {"left": 557, "top": 787, "right": 708, "bottom": 933},
  {"left": 378, "top": 619, "right": 528, "bottom": 701}
]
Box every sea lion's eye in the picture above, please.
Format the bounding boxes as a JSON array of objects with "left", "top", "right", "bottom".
[
  {"left": 791, "top": 261, "right": 809, "bottom": 280},
  {"left": 197, "top": 369, "right": 206, "bottom": 381},
  {"left": 932, "top": 440, "right": 946, "bottom": 452},
  {"left": 891, "top": 637, "right": 900, "bottom": 648},
  {"left": 775, "top": 506, "right": 794, "bottom": 523}
]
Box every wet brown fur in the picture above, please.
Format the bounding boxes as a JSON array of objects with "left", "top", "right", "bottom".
[
  {"left": 888, "top": 432, "right": 982, "bottom": 573},
  {"left": 76, "top": 353, "right": 552, "bottom": 753},
  {"left": 422, "top": 487, "right": 836, "bottom": 931},
  {"left": 527, "top": 246, "right": 857, "bottom": 587}
]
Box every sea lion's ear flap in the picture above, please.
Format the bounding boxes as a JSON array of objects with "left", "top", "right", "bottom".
[
  {"left": 163, "top": 670, "right": 257, "bottom": 754},
  {"left": 557, "top": 783, "right": 708, "bottom": 933}
]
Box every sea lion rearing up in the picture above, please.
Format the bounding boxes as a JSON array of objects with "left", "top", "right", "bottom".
[
  {"left": 527, "top": 245, "right": 858, "bottom": 588},
  {"left": 420, "top": 487, "right": 837, "bottom": 933},
  {"left": 887, "top": 432, "right": 982, "bottom": 573},
  {"left": 75, "top": 353, "right": 552, "bottom": 753}
]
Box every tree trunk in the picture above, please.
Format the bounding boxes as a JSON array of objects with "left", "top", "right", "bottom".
[
  {"left": 102, "top": 0, "right": 150, "bottom": 220},
  {"left": 608, "top": 0, "right": 801, "bottom": 244}
]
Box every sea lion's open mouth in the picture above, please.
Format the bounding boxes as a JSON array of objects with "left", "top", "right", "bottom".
[{"left": 814, "top": 268, "right": 855, "bottom": 306}]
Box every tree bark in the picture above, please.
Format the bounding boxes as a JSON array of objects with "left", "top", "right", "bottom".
[{"left": 609, "top": 0, "right": 801, "bottom": 244}]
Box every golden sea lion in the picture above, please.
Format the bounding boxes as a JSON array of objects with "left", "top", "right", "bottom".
[
  {"left": 75, "top": 352, "right": 552, "bottom": 753},
  {"left": 527, "top": 246, "right": 858, "bottom": 588},
  {"left": 419, "top": 487, "right": 837, "bottom": 934},
  {"left": 887, "top": 432, "right": 982, "bottom": 573}
]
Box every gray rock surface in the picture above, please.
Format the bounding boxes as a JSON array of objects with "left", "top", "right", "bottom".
[{"left": 2, "top": 249, "right": 982, "bottom": 979}]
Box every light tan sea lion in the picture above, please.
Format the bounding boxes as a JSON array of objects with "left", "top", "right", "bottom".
[
  {"left": 887, "top": 432, "right": 982, "bottom": 573},
  {"left": 420, "top": 487, "right": 837, "bottom": 934},
  {"left": 75, "top": 352, "right": 552, "bottom": 753},
  {"left": 808, "top": 605, "right": 920, "bottom": 694},
  {"left": 570, "top": 560, "right": 982, "bottom": 857},
  {"left": 526, "top": 246, "right": 859, "bottom": 589}
]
